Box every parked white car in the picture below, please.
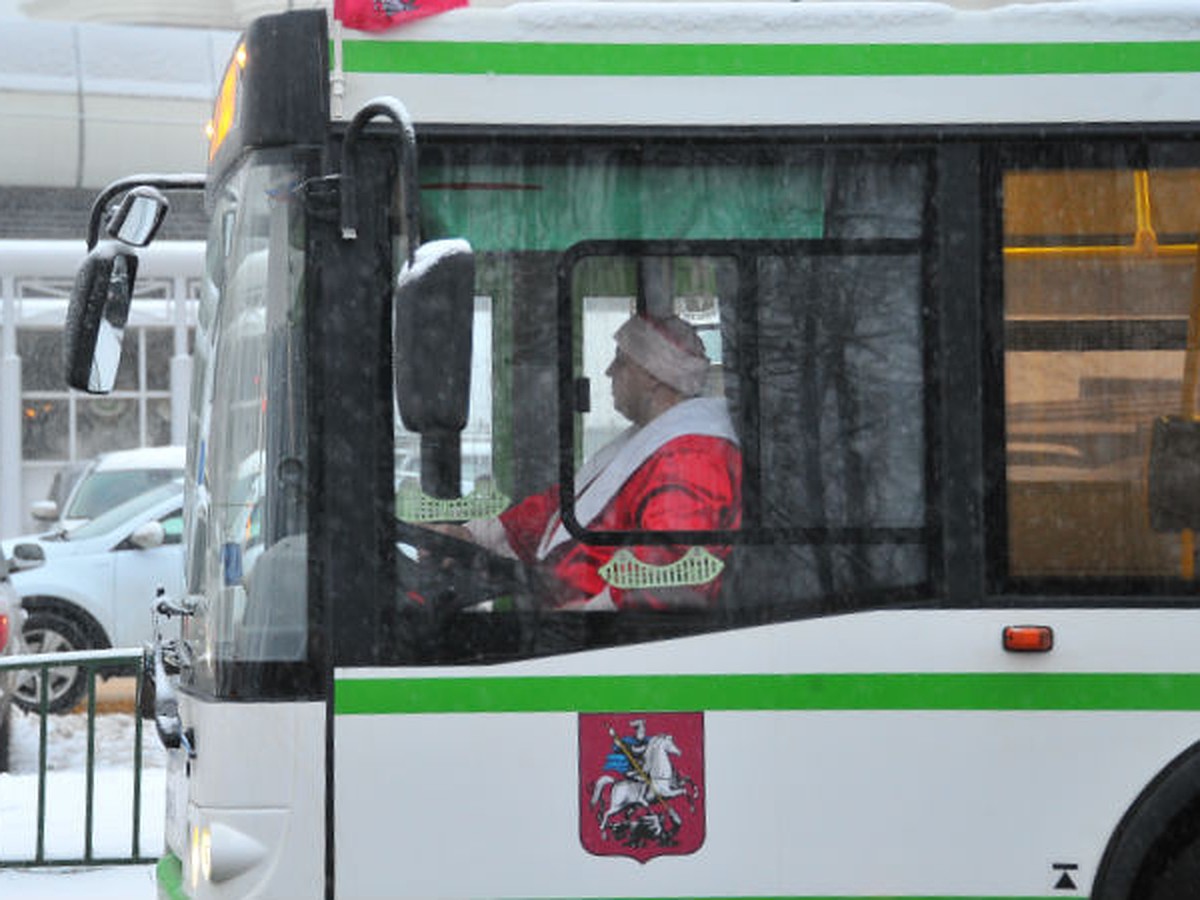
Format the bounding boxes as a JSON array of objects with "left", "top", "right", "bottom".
[
  {"left": 30, "top": 445, "right": 185, "bottom": 534},
  {"left": 5, "top": 482, "right": 184, "bottom": 713},
  {"left": 0, "top": 550, "right": 30, "bottom": 769}
]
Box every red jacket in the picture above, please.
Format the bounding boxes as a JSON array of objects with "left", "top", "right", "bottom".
[{"left": 498, "top": 434, "right": 742, "bottom": 610}]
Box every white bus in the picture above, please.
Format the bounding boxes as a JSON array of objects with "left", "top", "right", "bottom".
[{"left": 61, "top": 2, "right": 1200, "bottom": 898}]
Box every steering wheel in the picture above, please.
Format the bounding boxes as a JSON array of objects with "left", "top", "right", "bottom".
[{"left": 393, "top": 517, "right": 533, "bottom": 611}]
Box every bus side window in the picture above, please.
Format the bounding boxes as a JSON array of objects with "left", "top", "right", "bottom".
[{"left": 1002, "top": 167, "right": 1200, "bottom": 583}]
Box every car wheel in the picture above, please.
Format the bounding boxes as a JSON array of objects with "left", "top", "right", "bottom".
[{"left": 14, "top": 610, "right": 91, "bottom": 714}]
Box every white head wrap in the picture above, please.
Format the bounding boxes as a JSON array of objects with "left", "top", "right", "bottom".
[{"left": 613, "top": 315, "right": 711, "bottom": 397}]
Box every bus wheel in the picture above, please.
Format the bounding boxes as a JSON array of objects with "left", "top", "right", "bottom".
[
  {"left": 1094, "top": 741, "right": 1200, "bottom": 900},
  {"left": 1140, "top": 831, "right": 1200, "bottom": 900},
  {"left": 14, "top": 610, "right": 91, "bottom": 714}
]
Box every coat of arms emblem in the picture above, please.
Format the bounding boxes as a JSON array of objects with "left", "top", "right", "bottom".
[{"left": 578, "top": 712, "right": 704, "bottom": 862}]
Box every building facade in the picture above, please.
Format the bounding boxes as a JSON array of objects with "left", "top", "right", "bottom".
[
  {"left": 0, "top": 240, "right": 204, "bottom": 538},
  {"left": 0, "top": 13, "right": 234, "bottom": 538}
]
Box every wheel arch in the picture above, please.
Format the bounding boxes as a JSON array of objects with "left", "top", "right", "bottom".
[
  {"left": 1093, "top": 738, "right": 1200, "bottom": 899},
  {"left": 20, "top": 596, "right": 113, "bottom": 650}
]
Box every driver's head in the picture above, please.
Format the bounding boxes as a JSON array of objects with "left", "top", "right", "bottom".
[{"left": 607, "top": 315, "right": 710, "bottom": 424}]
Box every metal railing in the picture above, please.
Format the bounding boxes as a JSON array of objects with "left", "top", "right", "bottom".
[{"left": 0, "top": 647, "right": 157, "bottom": 868}]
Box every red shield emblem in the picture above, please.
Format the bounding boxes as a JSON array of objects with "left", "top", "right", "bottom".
[{"left": 578, "top": 712, "right": 705, "bottom": 862}]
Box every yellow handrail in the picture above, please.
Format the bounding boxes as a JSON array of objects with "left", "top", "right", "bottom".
[{"left": 1003, "top": 169, "right": 1196, "bottom": 261}]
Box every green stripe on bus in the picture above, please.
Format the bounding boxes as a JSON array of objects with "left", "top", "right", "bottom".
[
  {"left": 156, "top": 853, "right": 187, "bottom": 900},
  {"left": 335, "top": 672, "right": 1200, "bottom": 715},
  {"left": 341, "top": 40, "right": 1200, "bottom": 78}
]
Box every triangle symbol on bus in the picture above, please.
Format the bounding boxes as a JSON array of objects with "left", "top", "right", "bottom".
[{"left": 1055, "top": 871, "right": 1078, "bottom": 890}]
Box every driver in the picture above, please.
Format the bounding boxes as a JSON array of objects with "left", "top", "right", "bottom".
[{"left": 437, "top": 313, "right": 742, "bottom": 611}]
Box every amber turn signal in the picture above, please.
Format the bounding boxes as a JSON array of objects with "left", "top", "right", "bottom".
[{"left": 1003, "top": 625, "right": 1054, "bottom": 652}]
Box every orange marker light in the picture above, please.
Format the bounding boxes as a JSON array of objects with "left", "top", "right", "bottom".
[
  {"left": 1003, "top": 625, "right": 1054, "bottom": 653},
  {"left": 208, "top": 42, "right": 246, "bottom": 161}
]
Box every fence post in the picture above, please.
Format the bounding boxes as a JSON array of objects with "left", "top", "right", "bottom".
[{"left": 35, "top": 660, "right": 48, "bottom": 863}]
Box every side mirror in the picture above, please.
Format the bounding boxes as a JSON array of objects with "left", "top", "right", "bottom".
[
  {"left": 106, "top": 186, "right": 169, "bottom": 247},
  {"left": 30, "top": 500, "right": 59, "bottom": 522},
  {"left": 64, "top": 245, "right": 139, "bottom": 393},
  {"left": 11, "top": 543, "right": 45, "bottom": 571},
  {"left": 393, "top": 239, "right": 475, "bottom": 435},
  {"left": 1148, "top": 416, "right": 1200, "bottom": 531},
  {"left": 129, "top": 521, "right": 166, "bottom": 550}
]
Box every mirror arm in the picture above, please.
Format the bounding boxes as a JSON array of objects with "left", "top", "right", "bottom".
[
  {"left": 85, "top": 173, "right": 207, "bottom": 250},
  {"left": 339, "top": 96, "right": 418, "bottom": 262},
  {"left": 156, "top": 596, "right": 195, "bottom": 619},
  {"left": 155, "top": 585, "right": 195, "bottom": 620},
  {"left": 149, "top": 586, "right": 194, "bottom": 756}
]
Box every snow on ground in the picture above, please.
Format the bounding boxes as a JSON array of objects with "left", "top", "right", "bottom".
[
  {"left": 0, "top": 864, "right": 158, "bottom": 899},
  {"left": 0, "top": 708, "right": 165, "bottom": 898}
]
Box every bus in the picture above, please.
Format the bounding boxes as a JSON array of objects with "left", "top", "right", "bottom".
[{"left": 61, "top": 2, "right": 1200, "bottom": 898}]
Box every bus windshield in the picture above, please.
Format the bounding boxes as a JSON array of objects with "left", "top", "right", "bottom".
[{"left": 183, "top": 148, "right": 310, "bottom": 696}]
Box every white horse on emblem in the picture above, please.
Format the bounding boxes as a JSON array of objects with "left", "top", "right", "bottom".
[{"left": 589, "top": 733, "right": 698, "bottom": 836}]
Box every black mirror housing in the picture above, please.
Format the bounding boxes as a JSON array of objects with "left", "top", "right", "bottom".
[
  {"left": 64, "top": 245, "right": 139, "bottom": 393},
  {"left": 393, "top": 239, "right": 475, "bottom": 435}
]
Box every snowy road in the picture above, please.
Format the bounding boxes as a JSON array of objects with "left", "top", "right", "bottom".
[{"left": 0, "top": 709, "right": 165, "bottom": 898}]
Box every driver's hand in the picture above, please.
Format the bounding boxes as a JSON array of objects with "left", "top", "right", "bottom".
[{"left": 423, "top": 522, "right": 474, "bottom": 543}]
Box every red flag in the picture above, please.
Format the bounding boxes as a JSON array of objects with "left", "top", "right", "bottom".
[{"left": 335, "top": 0, "right": 468, "bottom": 32}]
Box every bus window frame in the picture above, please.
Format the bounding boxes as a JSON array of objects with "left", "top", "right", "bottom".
[
  {"left": 554, "top": 238, "right": 935, "bottom": 552},
  {"left": 983, "top": 138, "right": 1200, "bottom": 601},
  {"left": 368, "top": 137, "right": 948, "bottom": 666}
]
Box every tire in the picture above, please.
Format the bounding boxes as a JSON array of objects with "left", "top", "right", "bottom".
[
  {"left": 14, "top": 609, "right": 92, "bottom": 714},
  {"left": 1142, "top": 832, "right": 1200, "bottom": 900},
  {"left": 1094, "top": 741, "right": 1200, "bottom": 900}
]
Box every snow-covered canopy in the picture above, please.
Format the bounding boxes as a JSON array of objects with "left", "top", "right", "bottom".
[
  {"left": 16, "top": 0, "right": 321, "bottom": 29},
  {"left": 0, "top": 14, "right": 237, "bottom": 188}
]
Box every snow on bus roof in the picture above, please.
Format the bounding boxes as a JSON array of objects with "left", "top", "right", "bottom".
[{"left": 356, "top": 0, "right": 1200, "bottom": 41}]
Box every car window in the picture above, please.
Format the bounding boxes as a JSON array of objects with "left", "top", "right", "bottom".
[
  {"left": 48, "top": 463, "right": 89, "bottom": 508},
  {"left": 65, "top": 469, "right": 182, "bottom": 520},
  {"left": 67, "top": 482, "right": 183, "bottom": 541}
]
